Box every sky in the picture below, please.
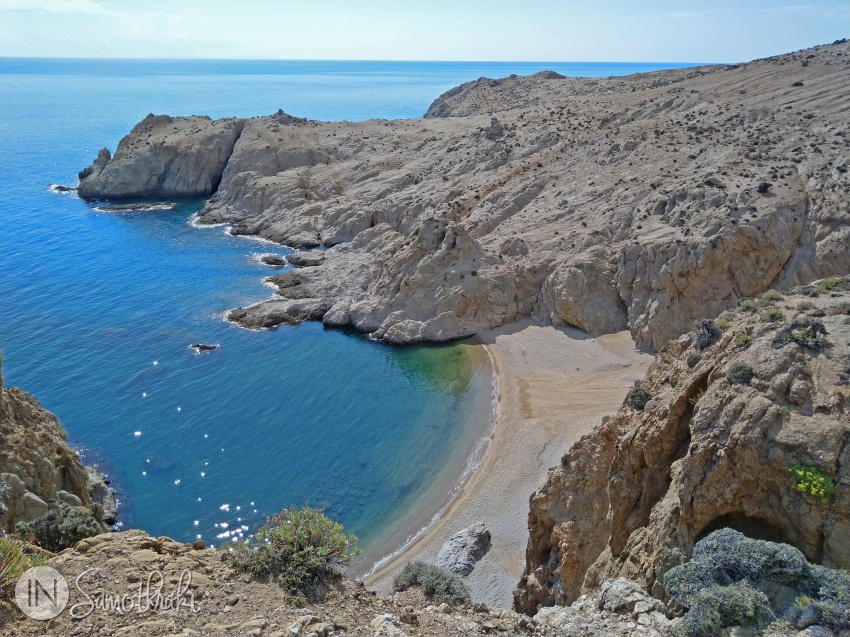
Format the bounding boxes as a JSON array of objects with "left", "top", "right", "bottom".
[{"left": 0, "top": 0, "right": 847, "bottom": 62}]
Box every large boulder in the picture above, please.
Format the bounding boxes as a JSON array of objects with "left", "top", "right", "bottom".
[{"left": 435, "top": 522, "right": 491, "bottom": 576}]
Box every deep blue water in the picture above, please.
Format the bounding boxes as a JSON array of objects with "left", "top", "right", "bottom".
[{"left": 0, "top": 58, "right": 699, "bottom": 565}]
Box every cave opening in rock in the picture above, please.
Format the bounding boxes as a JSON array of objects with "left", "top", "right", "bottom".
[{"left": 695, "top": 512, "right": 790, "bottom": 545}]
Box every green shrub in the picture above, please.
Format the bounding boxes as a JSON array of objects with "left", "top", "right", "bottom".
[
  {"left": 726, "top": 362, "right": 754, "bottom": 385},
  {"left": 737, "top": 298, "right": 757, "bottom": 311},
  {"left": 674, "top": 582, "right": 774, "bottom": 637},
  {"left": 788, "top": 464, "right": 836, "bottom": 504},
  {"left": 225, "top": 505, "right": 359, "bottom": 601},
  {"left": 772, "top": 316, "right": 827, "bottom": 350},
  {"left": 686, "top": 352, "right": 702, "bottom": 368},
  {"left": 797, "top": 301, "right": 815, "bottom": 311},
  {"left": 627, "top": 387, "right": 651, "bottom": 411},
  {"left": 760, "top": 308, "right": 785, "bottom": 323},
  {"left": 735, "top": 333, "right": 753, "bottom": 347},
  {"left": 816, "top": 276, "right": 842, "bottom": 292},
  {"left": 694, "top": 319, "right": 722, "bottom": 351},
  {"left": 758, "top": 290, "right": 784, "bottom": 304},
  {"left": 393, "top": 561, "right": 471, "bottom": 606},
  {"left": 0, "top": 536, "right": 48, "bottom": 600},
  {"left": 715, "top": 318, "right": 731, "bottom": 330},
  {"left": 16, "top": 502, "right": 101, "bottom": 552},
  {"left": 665, "top": 529, "right": 850, "bottom": 634}
]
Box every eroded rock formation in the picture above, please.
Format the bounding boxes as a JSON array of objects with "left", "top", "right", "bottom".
[
  {"left": 0, "top": 367, "right": 116, "bottom": 531},
  {"left": 77, "top": 42, "right": 850, "bottom": 349},
  {"left": 515, "top": 278, "right": 850, "bottom": 614}
]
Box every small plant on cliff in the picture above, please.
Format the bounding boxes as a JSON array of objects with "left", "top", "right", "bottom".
[
  {"left": 758, "top": 289, "right": 784, "bottom": 305},
  {"left": 393, "top": 561, "right": 471, "bottom": 606},
  {"left": 772, "top": 316, "right": 828, "bottom": 350},
  {"left": 816, "top": 276, "right": 842, "bottom": 292},
  {"left": 737, "top": 298, "right": 757, "bottom": 312},
  {"left": 0, "top": 536, "right": 47, "bottom": 601},
  {"left": 225, "top": 505, "right": 359, "bottom": 602},
  {"left": 15, "top": 502, "right": 101, "bottom": 552},
  {"left": 686, "top": 352, "right": 702, "bottom": 368},
  {"left": 735, "top": 333, "right": 753, "bottom": 348},
  {"left": 760, "top": 308, "right": 785, "bottom": 323},
  {"left": 695, "top": 319, "right": 722, "bottom": 351},
  {"left": 626, "top": 387, "right": 651, "bottom": 411},
  {"left": 788, "top": 464, "right": 836, "bottom": 504},
  {"left": 726, "top": 362, "right": 754, "bottom": 385}
]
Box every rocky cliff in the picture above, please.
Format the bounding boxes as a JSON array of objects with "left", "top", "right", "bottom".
[
  {"left": 77, "top": 41, "right": 850, "bottom": 349},
  {"left": 0, "top": 367, "right": 116, "bottom": 533},
  {"left": 515, "top": 277, "right": 850, "bottom": 615}
]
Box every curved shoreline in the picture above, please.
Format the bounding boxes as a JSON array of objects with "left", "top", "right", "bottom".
[
  {"left": 360, "top": 341, "right": 500, "bottom": 578},
  {"left": 364, "top": 322, "right": 653, "bottom": 605}
]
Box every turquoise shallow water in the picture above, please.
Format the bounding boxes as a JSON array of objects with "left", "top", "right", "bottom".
[{"left": 0, "top": 58, "right": 699, "bottom": 564}]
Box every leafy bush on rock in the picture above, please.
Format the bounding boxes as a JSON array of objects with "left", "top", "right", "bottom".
[
  {"left": 393, "top": 561, "right": 471, "bottom": 606},
  {"left": 760, "top": 308, "right": 785, "bottom": 323},
  {"left": 225, "top": 505, "right": 359, "bottom": 602},
  {"left": 15, "top": 502, "right": 101, "bottom": 552},
  {"left": 694, "top": 319, "right": 722, "bottom": 351},
  {"left": 686, "top": 352, "right": 702, "bottom": 368},
  {"left": 626, "top": 387, "right": 651, "bottom": 411},
  {"left": 726, "top": 362, "right": 754, "bottom": 385},
  {"left": 664, "top": 529, "right": 850, "bottom": 635},
  {"left": 772, "top": 316, "right": 827, "bottom": 350},
  {"left": 0, "top": 536, "right": 48, "bottom": 601}
]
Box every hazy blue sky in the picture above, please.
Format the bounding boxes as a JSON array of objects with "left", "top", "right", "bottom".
[{"left": 0, "top": 0, "right": 847, "bottom": 62}]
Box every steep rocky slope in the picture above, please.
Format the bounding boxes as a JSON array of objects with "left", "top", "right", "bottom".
[
  {"left": 0, "top": 368, "right": 116, "bottom": 532},
  {"left": 1, "top": 529, "right": 679, "bottom": 636},
  {"left": 78, "top": 41, "right": 850, "bottom": 349},
  {"left": 515, "top": 277, "right": 850, "bottom": 614}
]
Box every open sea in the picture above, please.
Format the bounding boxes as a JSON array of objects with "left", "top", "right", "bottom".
[{"left": 0, "top": 58, "right": 698, "bottom": 568}]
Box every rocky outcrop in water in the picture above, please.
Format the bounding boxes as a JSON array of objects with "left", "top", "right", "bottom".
[
  {"left": 77, "top": 42, "right": 850, "bottom": 350},
  {"left": 514, "top": 277, "right": 850, "bottom": 614},
  {"left": 0, "top": 367, "right": 116, "bottom": 532},
  {"left": 77, "top": 114, "right": 244, "bottom": 199}
]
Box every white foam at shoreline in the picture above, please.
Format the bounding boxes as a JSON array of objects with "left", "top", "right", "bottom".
[{"left": 362, "top": 344, "right": 500, "bottom": 577}]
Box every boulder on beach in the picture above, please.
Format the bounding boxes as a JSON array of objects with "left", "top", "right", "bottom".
[{"left": 435, "top": 521, "right": 491, "bottom": 576}]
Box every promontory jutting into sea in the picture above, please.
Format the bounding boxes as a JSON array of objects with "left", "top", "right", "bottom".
[{"left": 1, "top": 21, "right": 849, "bottom": 637}]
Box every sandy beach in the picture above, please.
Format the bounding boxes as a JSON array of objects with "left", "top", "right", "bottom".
[{"left": 365, "top": 321, "right": 653, "bottom": 606}]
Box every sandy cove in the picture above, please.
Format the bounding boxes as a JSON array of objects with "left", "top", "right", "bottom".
[{"left": 365, "top": 321, "right": 653, "bottom": 606}]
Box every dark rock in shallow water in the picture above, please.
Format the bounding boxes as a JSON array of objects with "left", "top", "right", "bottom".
[
  {"left": 49, "top": 184, "right": 76, "bottom": 193},
  {"left": 86, "top": 466, "right": 118, "bottom": 526},
  {"left": 96, "top": 202, "right": 178, "bottom": 212},
  {"left": 190, "top": 343, "right": 219, "bottom": 353},
  {"left": 260, "top": 255, "right": 287, "bottom": 267},
  {"left": 286, "top": 251, "right": 326, "bottom": 267},
  {"left": 435, "top": 522, "right": 491, "bottom": 576}
]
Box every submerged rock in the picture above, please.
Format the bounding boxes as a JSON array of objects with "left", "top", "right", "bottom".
[{"left": 435, "top": 522, "right": 491, "bottom": 576}]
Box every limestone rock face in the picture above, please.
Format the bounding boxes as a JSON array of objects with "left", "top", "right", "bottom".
[
  {"left": 76, "top": 42, "right": 850, "bottom": 349},
  {"left": 0, "top": 369, "right": 114, "bottom": 531},
  {"left": 435, "top": 522, "right": 492, "bottom": 576},
  {"left": 515, "top": 279, "right": 850, "bottom": 614},
  {"left": 77, "top": 114, "right": 244, "bottom": 198}
]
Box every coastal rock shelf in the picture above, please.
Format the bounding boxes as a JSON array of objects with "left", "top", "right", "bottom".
[{"left": 78, "top": 42, "right": 850, "bottom": 350}]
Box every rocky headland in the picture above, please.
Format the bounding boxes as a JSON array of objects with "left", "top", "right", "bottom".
[{"left": 77, "top": 41, "right": 849, "bottom": 350}]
